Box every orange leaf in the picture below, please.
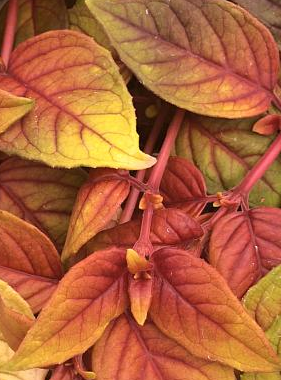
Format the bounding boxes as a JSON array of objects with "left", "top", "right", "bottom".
[
  {"left": 150, "top": 247, "right": 280, "bottom": 372},
  {"left": 1, "top": 248, "right": 128, "bottom": 370},
  {"left": 0, "top": 210, "right": 62, "bottom": 313},
  {"left": 0, "top": 157, "right": 87, "bottom": 250},
  {"left": 209, "top": 208, "right": 281, "bottom": 298},
  {"left": 62, "top": 168, "right": 130, "bottom": 262},
  {"left": 253, "top": 114, "right": 281, "bottom": 136},
  {"left": 0, "top": 30, "right": 155, "bottom": 170},
  {"left": 128, "top": 276, "right": 153, "bottom": 326},
  {"left": 92, "top": 314, "right": 235, "bottom": 380},
  {"left": 87, "top": 0, "right": 279, "bottom": 118}
]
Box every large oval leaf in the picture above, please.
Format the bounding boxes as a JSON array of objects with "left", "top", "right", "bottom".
[
  {"left": 176, "top": 114, "right": 281, "bottom": 207},
  {"left": 0, "top": 30, "right": 155, "bottom": 170},
  {"left": 87, "top": 0, "right": 279, "bottom": 118},
  {"left": 209, "top": 208, "right": 281, "bottom": 298},
  {"left": 0, "top": 248, "right": 128, "bottom": 370},
  {"left": 0, "top": 157, "right": 87, "bottom": 250},
  {"left": 92, "top": 314, "right": 235, "bottom": 380},
  {"left": 150, "top": 247, "right": 280, "bottom": 372}
]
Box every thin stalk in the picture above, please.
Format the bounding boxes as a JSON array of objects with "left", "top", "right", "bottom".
[
  {"left": 120, "top": 104, "right": 170, "bottom": 223},
  {"left": 1, "top": 0, "right": 18, "bottom": 67},
  {"left": 235, "top": 132, "right": 281, "bottom": 196},
  {"left": 134, "top": 108, "right": 185, "bottom": 257}
]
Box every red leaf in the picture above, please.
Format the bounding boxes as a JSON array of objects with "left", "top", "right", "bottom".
[
  {"left": 92, "top": 314, "right": 235, "bottom": 380},
  {"left": 86, "top": 208, "right": 203, "bottom": 253},
  {"left": 0, "top": 211, "right": 62, "bottom": 312},
  {"left": 253, "top": 115, "right": 281, "bottom": 136},
  {"left": 50, "top": 365, "right": 79, "bottom": 380},
  {"left": 150, "top": 247, "right": 280, "bottom": 372},
  {"left": 160, "top": 157, "right": 207, "bottom": 217},
  {"left": 209, "top": 208, "right": 281, "bottom": 298}
]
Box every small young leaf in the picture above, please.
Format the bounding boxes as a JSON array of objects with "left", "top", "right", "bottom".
[
  {"left": 176, "top": 114, "right": 281, "bottom": 207},
  {"left": 209, "top": 208, "right": 281, "bottom": 298},
  {"left": 160, "top": 156, "right": 207, "bottom": 217},
  {"left": 62, "top": 168, "right": 130, "bottom": 262},
  {"left": 234, "top": 0, "right": 281, "bottom": 51},
  {"left": 1, "top": 248, "right": 128, "bottom": 370},
  {"left": 243, "top": 265, "right": 281, "bottom": 331},
  {"left": 150, "top": 247, "right": 280, "bottom": 372},
  {"left": 0, "top": 211, "right": 62, "bottom": 312},
  {"left": 86, "top": 208, "right": 203, "bottom": 253},
  {"left": 92, "top": 314, "right": 235, "bottom": 380},
  {"left": 0, "top": 89, "right": 34, "bottom": 133},
  {"left": 87, "top": 0, "right": 279, "bottom": 118},
  {"left": 0, "top": 30, "right": 155, "bottom": 170},
  {"left": 0, "top": 157, "right": 87, "bottom": 250}
]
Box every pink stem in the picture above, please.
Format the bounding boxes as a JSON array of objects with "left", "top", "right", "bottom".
[
  {"left": 148, "top": 108, "right": 185, "bottom": 190},
  {"left": 134, "top": 108, "right": 185, "bottom": 257},
  {"left": 1, "top": 0, "right": 18, "bottom": 68},
  {"left": 120, "top": 104, "right": 170, "bottom": 224},
  {"left": 235, "top": 132, "right": 281, "bottom": 196}
]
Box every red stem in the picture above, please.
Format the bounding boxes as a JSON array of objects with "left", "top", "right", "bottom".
[
  {"left": 120, "top": 104, "right": 170, "bottom": 224},
  {"left": 235, "top": 132, "right": 281, "bottom": 196},
  {"left": 1, "top": 0, "right": 18, "bottom": 67},
  {"left": 134, "top": 108, "right": 185, "bottom": 257}
]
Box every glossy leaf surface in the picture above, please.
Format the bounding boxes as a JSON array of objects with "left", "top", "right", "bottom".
[
  {"left": 209, "top": 208, "right": 281, "bottom": 298},
  {"left": 0, "top": 157, "right": 87, "bottom": 250},
  {"left": 87, "top": 0, "right": 279, "bottom": 118},
  {"left": 0, "top": 30, "right": 155, "bottom": 170},
  {"left": 92, "top": 314, "right": 235, "bottom": 380},
  {"left": 160, "top": 156, "right": 207, "bottom": 217},
  {"left": 1, "top": 248, "right": 128, "bottom": 370},
  {"left": 243, "top": 265, "right": 281, "bottom": 331},
  {"left": 87, "top": 208, "right": 203, "bottom": 253},
  {"left": 62, "top": 168, "right": 130, "bottom": 261},
  {"left": 176, "top": 114, "right": 281, "bottom": 207},
  {"left": 0, "top": 211, "right": 62, "bottom": 312},
  {"left": 150, "top": 247, "right": 280, "bottom": 372},
  {"left": 0, "top": 89, "right": 34, "bottom": 133},
  {"left": 234, "top": 0, "right": 281, "bottom": 50}
]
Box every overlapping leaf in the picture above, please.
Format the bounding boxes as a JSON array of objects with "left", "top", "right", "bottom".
[
  {"left": 0, "top": 30, "right": 155, "bottom": 170},
  {"left": 0, "top": 211, "right": 62, "bottom": 313},
  {"left": 62, "top": 168, "right": 130, "bottom": 262},
  {"left": 150, "top": 247, "right": 280, "bottom": 372},
  {"left": 87, "top": 0, "right": 279, "bottom": 118},
  {"left": 0, "top": 332, "right": 47, "bottom": 380},
  {"left": 233, "top": 0, "right": 281, "bottom": 50},
  {"left": 243, "top": 265, "right": 281, "bottom": 331},
  {"left": 176, "top": 114, "right": 281, "bottom": 207},
  {"left": 50, "top": 365, "right": 77, "bottom": 380},
  {"left": 0, "top": 89, "right": 34, "bottom": 133},
  {"left": 85, "top": 208, "right": 203, "bottom": 253},
  {"left": 0, "top": 157, "right": 87, "bottom": 250},
  {"left": 0, "top": 248, "right": 128, "bottom": 370},
  {"left": 92, "top": 314, "right": 235, "bottom": 380},
  {"left": 209, "top": 208, "right": 281, "bottom": 298},
  {"left": 0, "top": 280, "right": 34, "bottom": 351},
  {"left": 160, "top": 156, "right": 207, "bottom": 217}
]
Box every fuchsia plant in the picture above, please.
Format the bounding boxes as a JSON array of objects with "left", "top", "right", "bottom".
[{"left": 0, "top": 0, "right": 281, "bottom": 379}]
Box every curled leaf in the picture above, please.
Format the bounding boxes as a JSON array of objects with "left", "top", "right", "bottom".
[
  {"left": 0, "top": 30, "right": 155, "bottom": 170},
  {"left": 62, "top": 168, "right": 130, "bottom": 262},
  {"left": 87, "top": 0, "right": 279, "bottom": 118}
]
